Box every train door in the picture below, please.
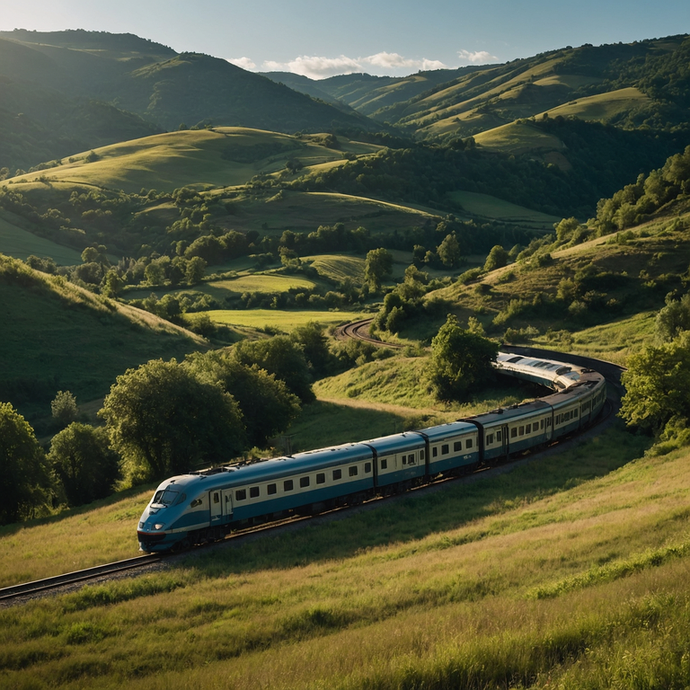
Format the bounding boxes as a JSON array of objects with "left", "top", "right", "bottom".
[
  {"left": 500, "top": 424, "right": 509, "bottom": 457},
  {"left": 210, "top": 489, "right": 222, "bottom": 524},
  {"left": 222, "top": 490, "right": 234, "bottom": 521}
]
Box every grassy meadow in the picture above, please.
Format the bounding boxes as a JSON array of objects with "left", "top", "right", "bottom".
[
  {"left": 202, "top": 308, "right": 366, "bottom": 333},
  {"left": 8, "top": 423, "right": 690, "bottom": 689}
]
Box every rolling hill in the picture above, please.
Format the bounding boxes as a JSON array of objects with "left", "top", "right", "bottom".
[{"left": 0, "top": 254, "right": 207, "bottom": 419}]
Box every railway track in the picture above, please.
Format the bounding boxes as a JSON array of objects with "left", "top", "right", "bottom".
[
  {"left": 0, "top": 554, "right": 163, "bottom": 604},
  {"left": 336, "top": 317, "right": 404, "bottom": 349}
]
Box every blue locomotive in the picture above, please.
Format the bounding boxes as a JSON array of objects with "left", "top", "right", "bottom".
[{"left": 137, "top": 352, "right": 607, "bottom": 552}]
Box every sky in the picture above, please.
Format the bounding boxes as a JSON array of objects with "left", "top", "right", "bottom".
[{"left": 1, "top": 0, "right": 689, "bottom": 79}]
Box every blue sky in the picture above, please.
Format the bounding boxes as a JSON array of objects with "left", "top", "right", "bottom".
[{"left": 2, "top": 0, "right": 689, "bottom": 78}]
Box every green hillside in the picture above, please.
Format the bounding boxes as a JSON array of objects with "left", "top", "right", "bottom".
[
  {"left": 0, "top": 254, "right": 206, "bottom": 418},
  {"left": 6, "top": 128, "right": 381, "bottom": 193}
]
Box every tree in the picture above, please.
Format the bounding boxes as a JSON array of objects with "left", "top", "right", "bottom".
[
  {"left": 427, "top": 314, "right": 499, "bottom": 401},
  {"left": 620, "top": 332, "right": 690, "bottom": 434},
  {"left": 291, "top": 321, "right": 335, "bottom": 378},
  {"left": 186, "top": 256, "right": 206, "bottom": 285},
  {"left": 364, "top": 248, "right": 393, "bottom": 291},
  {"left": 0, "top": 403, "right": 51, "bottom": 524},
  {"left": 49, "top": 424, "right": 120, "bottom": 506},
  {"left": 484, "top": 245, "right": 509, "bottom": 272},
  {"left": 233, "top": 336, "right": 315, "bottom": 402},
  {"left": 51, "top": 390, "right": 78, "bottom": 429},
  {"left": 655, "top": 293, "right": 690, "bottom": 343},
  {"left": 437, "top": 233, "right": 461, "bottom": 268},
  {"left": 100, "top": 359, "right": 246, "bottom": 482},
  {"left": 186, "top": 352, "right": 301, "bottom": 448}
]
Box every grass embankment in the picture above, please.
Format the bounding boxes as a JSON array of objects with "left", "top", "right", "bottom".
[
  {"left": 314, "top": 356, "right": 537, "bottom": 419},
  {"left": 8, "top": 425, "right": 690, "bottom": 688}
]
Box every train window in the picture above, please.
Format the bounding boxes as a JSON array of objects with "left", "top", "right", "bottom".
[
  {"left": 575, "top": 409, "right": 579, "bottom": 417},
  {"left": 235, "top": 489, "right": 246, "bottom": 501},
  {"left": 486, "top": 434, "right": 494, "bottom": 445},
  {"left": 441, "top": 444, "right": 449, "bottom": 455},
  {"left": 380, "top": 459, "right": 388, "bottom": 470},
  {"left": 526, "top": 423, "right": 531, "bottom": 434},
  {"left": 547, "top": 418, "right": 552, "bottom": 427},
  {"left": 213, "top": 492, "right": 220, "bottom": 504},
  {"left": 267, "top": 484, "right": 277, "bottom": 495},
  {"left": 497, "top": 431, "right": 502, "bottom": 442},
  {"left": 316, "top": 473, "right": 325, "bottom": 484},
  {"left": 365, "top": 462, "right": 372, "bottom": 473},
  {"left": 333, "top": 469, "right": 342, "bottom": 480},
  {"left": 349, "top": 466, "right": 358, "bottom": 477},
  {"left": 466, "top": 438, "right": 473, "bottom": 448},
  {"left": 540, "top": 419, "right": 544, "bottom": 430},
  {"left": 250, "top": 487, "right": 260, "bottom": 499},
  {"left": 420, "top": 450, "right": 425, "bottom": 460},
  {"left": 402, "top": 455, "right": 407, "bottom": 465},
  {"left": 191, "top": 498, "right": 203, "bottom": 508},
  {"left": 408, "top": 455, "right": 415, "bottom": 465},
  {"left": 432, "top": 447, "right": 438, "bottom": 457},
  {"left": 511, "top": 427, "right": 517, "bottom": 438},
  {"left": 284, "top": 480, "right": 294, "bottom": 492},
  {"left": 454, "top": 440, "right": 462, "bottom": 451},
  {"left": 300, "top": 476, "right": 310, "bottom": 488},
  {"left": 519, "top": 426, "right": 524, "bottom": 436}
]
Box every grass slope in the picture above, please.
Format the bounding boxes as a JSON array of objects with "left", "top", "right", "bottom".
[
  {"left": 0, "top": 255, "right": 206, "bottom": 417},
  {"left": 10, "top": 423, "right": 690, "bottom": 688},
  {"left": 448, "top": 190, "right": 562, "bottom": 226}
]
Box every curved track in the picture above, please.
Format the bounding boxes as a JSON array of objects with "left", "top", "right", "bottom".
[{"left": 336, "top": 318, "right": 403, "bottom": 349}]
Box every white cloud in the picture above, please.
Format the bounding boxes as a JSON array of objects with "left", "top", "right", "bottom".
[
  {"left": 458, "top": 49, "right": 498, "bottom": 64},
  {"left": 227, "top": 57, "right": 256, "bottom": 70},
  {"left": 261, "top": 52, "right": 448, "bottom": 79}
]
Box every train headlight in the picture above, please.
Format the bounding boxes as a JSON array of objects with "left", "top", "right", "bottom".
[{"left": 153, "top": 523, "right": 166, "bottom": 531}]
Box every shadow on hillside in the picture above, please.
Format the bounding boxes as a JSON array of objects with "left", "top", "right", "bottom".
[{"left": 182, "top": 423, "right": 652, "bottom": 579}]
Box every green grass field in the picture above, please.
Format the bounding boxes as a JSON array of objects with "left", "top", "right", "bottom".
[
  {"left": 0, "top": 213, "right": 82, "bottom": 265},
  {"left": 8, "top": 423, "right": 690, "bottom": 689},
  {"left": 449, "top": 190, "right": 561, "bottom": 226},
  {"left": 203, "top": 308, "right": 365, "bottom": 332},
  {"left": 303, "top": 254, "right": 366, "bottom": 284}
]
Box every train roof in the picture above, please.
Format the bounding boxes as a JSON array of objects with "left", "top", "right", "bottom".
[
  {"left": 466, "top": 399, "right": 552, "bottom": 427},
  {"left": 360, "top": 430, "right": 426, "bottom": 454},
  {"left": 157, "top": 443, "right": 374, "bottom": 493},
  {"left": 415, "top": 420, "right": 478, "bottom": 442}
]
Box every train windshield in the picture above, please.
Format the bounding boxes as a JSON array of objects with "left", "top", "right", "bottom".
[{"left": 152, "top": 488, "right": 179, "bottom": 506}]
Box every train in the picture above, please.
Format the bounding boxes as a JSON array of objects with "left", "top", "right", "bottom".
[{"left": 137, "top": 351, "right": 607, "bottom": 552}]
